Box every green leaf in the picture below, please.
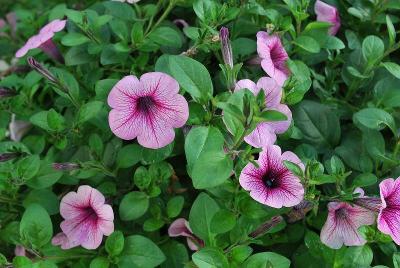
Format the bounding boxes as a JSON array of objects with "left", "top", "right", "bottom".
[
  {"left": 133, "top": 166, "right": 152, "bottom": 190},
  {"left": 116, "top": 144, "right": 142, "bottom": 168},
  {"left": 353, "top": 173, "right": 377, "bottom": 188},
  {"left": 167, "top": 196, "right": 184, "bottom": 218},
  {"left": 192, "top": 247, "right": 229, "bottom": 268},
  {"left": 210, "top": 209, "right": 236, "bottom": 234},
  {"left": 23, "top": 189, "right": 59, "bottom": 215},
  {"left": 254, "top": 110, "right": 287, "bottom": 123},
  {"left": 20, "top": 204, "right": 53, "bottom": 248},
  {"left": 30, "top": 111, "right": 52, "bottom": 132},
  {"left": 109, "top": 19, "right": 129, "bottom": 41},
  {"left": 131, "top": 22, "right": 144, "bottom": 44},
  {"left": 160, "top": 241, "right": 189, "bottom": 268},
  {"left": 244, "top": 252, "right": 290, "bottom": 268},
  {"left": 382, "top": 62, "right": 400, "bottom": 79},
  {"left": 13, "top": 256, "right": 32, "bottom": 268},
  {"left": 143, "top": 218, "right": 164, "bottom": 232},
  {"left": 25, "top": 162, "right": 63, "bottom": 189},
  {"left": 193, "top": 0, "right": 219, "bottom": 22},
  {"left": 231, "top": 245, "right": 253, "bottom": 264},
  {"left": 353, "top": 108, "right": 397, "bottom": 136},
  {"left": 106, "top": 231, "right": 125, "bottom": 257},
  {"left": 17, "top": 155, "right": 40, "bottom": 180},
  {"left": 90, "top": 257, "right": 110, "bottom": 268},
  {"left": 61, "top": 32, "right": 90, "bottom": 46},
  {"left": 47, "top": 109, "right": 65, "bottom": 132},
  {"left": 324, "top": 36, "right": 345, "bottom": 50},
  {"left": 119, "top": 192, "right": 149, "bottom": 221},
  {"left": 118, "top": 235, "right": 166, "bottom": 268},
  {"left": 386, "top": 15, "right": 396, "bottom": 46},
  {"left": 189, "top": 193, "right": 219, "bottom": 244},
  {"left": 155, "top": 55, "right": 213, "bottom": 103},
  {"left": 185, "top": 126, "right": 233, "bottom": 189},
  {"left": 362, "top": 35, "right": 384, "bottom": 65},
  {"left": 293, "top": 100, "right": 341, "bottom": 150},
  {"left": 149, "top": 27, "right": 182, "bottom": 48},
  {"left": 293, "top": 36, "right": 321, "bottom": 53},
  {"left": 343, "top": 245, "right": 373, "bottom": 268},
  {"left": 77, "top": 101, "right": 103, "bottom": 124},
  {"left": 394, "top": 252, "right": 400, "bottom": 268}
]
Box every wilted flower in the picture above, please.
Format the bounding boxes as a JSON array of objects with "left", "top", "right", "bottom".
[
  {"left": 377, "top": 177, "right": 400, "bottom": 245},
  {"left": 320, "top": 201, "right": 375, "bottom": 249},
  {"left": 257, "top": 31, "right": 290, "bottom": 86},
  {"left": 57, "top": 185, "right": 114, "bottom": 250},
  {"left": 0, "top": 87, "right": 17, "bottom": 98},
  {"left": 286, "top": 200, "right": 314, "bottom": 223},
  {"left": 107, "top": 72, "right": 189, "bottom": 149},
  {"left": 219, "top": 27, "right": 233, "bottom": 68},
  {"left": 239, "top": 144, "right": 304, "bottom": 208},
  {"left": 15, "top": 19, "right": 66, "bottom": 63},
  {"left": 9, "top": 114, "right": 31, "bottom": 141},
  {"left": 234, "top": 78, "right": 291, "bottom": 148},
  {"left": 52, "top": 232, "right": 80, "bottom": 250},
  {"left": 168, "top": 218, "right": 204, "bottom": 251},
  {"left": 27, "top": 57, "right": 59, "bottom": 84},
  {"left": 53, "top": 162, "right": 80, "bottom": 171},
  {"left": 314, "top": 0, "right": 341, "bottom": 36},
  {"left": 249, "top": 215, "right": 283, "bottom": 238}
]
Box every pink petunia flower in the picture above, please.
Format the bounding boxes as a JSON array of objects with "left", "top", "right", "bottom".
[
  {"left": 239, "top": 144, "right": 304, "bottom": 208},
  {"left": 320, "top": 201, "right": 375, "bottom": 249},
  {"left": 377, "top": 177, "right": 400, "bottom": 245},
  {"left": 51, "top": 232, "right": 80, "bottom": 250},
  {"left": 257, "top": 31, "right": 290, "bottom": 86},
  {"left": 168, "top": 218, "right": 204, "bottom": 251},
  {"left": 234, "top": 77, "right": 291, "bottom": 148},
  {"left": 56, "top": 185, "right": 114, "bottom": 250},
  {"left": 314, "top": 0, "right": 341, "bottom": 36},
  {"left": 15, "top": 19, "right": 66, "bottom": 63},
  {"left": 107, "top": 72, "right": 189, "bottom": 149}
]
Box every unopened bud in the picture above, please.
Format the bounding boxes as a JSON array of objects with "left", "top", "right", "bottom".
[
  {"left": 219, "top": 27, "right": 233, "bottom": 68},
  {"left": 250, "top": 215, "right": 283, "bottom": 238},
  {"left": 0, "top": 87, "right": 17, "bottom": 98},
  {"left": 0, "top": 152, "right": 20, "bottom": 162},
  {"left": 27, "top": 57, "right": 59, "bottom": 85},
  {"left": 53, "top": 162, "right": 80, "bottom": 171}
]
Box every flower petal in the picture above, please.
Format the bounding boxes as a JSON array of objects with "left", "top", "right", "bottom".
[
  {"left": 108, "top": 75, "right": 141, "bottom": 109},
  {"left": 267, "top": 104, "right": 292, "bottom": 134},
  {"left": 108, "top": 108, "right": 141, "bottom": 140},
  {"left": 140, "top": 72, "right": 180, "bottom": 98},
  {"left": 234, "top": 79, "right": 259, "bottom": 95},
  {"left": 282, "top": 150, "right": 305, "bottom": 171},
  {"left": 154, "top": 94, "right": 189, "bottom": 128},
  {"left": 244, "top": 123, "right": 276, "bottom": 148},
  {"left": 256, "top": 77, "right": 282, "bottom": 108}
]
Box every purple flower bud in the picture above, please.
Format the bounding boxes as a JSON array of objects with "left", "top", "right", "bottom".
[
  {"left": 27, "top": 57, "right": 59, "bottom": 85},
  {"left": 249, "top": 215, "right": 283, "bottom": 238},
  {"left": 353, "top": 197, "right": 381, "bottom": 212},
  {"left": 0, "top": 87, "right": 17, "bottom": 98},
  {"left": 52, "top": 162, "right": 80, "bottom": 171},
  {"left": 173, "top": 19, "right": 189, "bottom": 29},
  {"left": 0, "top": 152, "right": 19, "bottom": 162},
  {"left": 219, "top": 27, "right": 233, "bottom": 68}
]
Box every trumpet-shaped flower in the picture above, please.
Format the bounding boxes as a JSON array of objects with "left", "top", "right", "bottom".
[
  {"left": 108, "top": 72, "right": 189, "bottom": 149},
  {"left": 168, "top": 218, "right": 204, "bottom": 251},
  {"left": 257, "top": 31, "right": 290, "bottom": 86},
  {"left": 239, "top": 144, "right": 304, "bottom": 208},
  {"left": 235, "top": 77, "right": 291, "bottom": 148},
  {"left": 57, "top": 185, "right": 114, "bottom": 250}
]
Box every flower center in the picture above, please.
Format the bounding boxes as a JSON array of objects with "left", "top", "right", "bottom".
[
  {"left": 335, "top": 208, "right": 348, "bottom": 219},
  {"left": 84, "top": 206, "right": 98, "bottom": 221},
  {"left": 137, "top": 96, "right": 154, "bottom": 113},
  {"left": 262, "top": 172, "right": 278, "bottom": 188},
  {"left": 270, "top": 45, "right": 286, "bottom": 72}
]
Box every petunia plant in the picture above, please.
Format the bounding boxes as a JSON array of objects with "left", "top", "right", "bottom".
[{"left": 1, "top": 0, "right": 400, "bottom": 267}]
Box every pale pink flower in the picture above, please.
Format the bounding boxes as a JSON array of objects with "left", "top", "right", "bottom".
[
  {"left": 15, "top": 19, "right": 66, "bottom": 63},
  {"left": 377, "top": 177, "right": 400, "bottom": 245},
  {"left": 108, "top": 72, "right": 189, "bottom": 149},
  {"left": 257, "top": 31, "right": 290, "bottom": 86},
  {"left": 234, "top": 78, "right": 291, "bottom": 148},
  {"left": 239, "top": 144, "right": 304, "bottom": 208},
  {"left": 14, "top": 245, "right": 26, "bottom": 256},
  {"left": 9, "top": 114, "right": 31, "bottom": 141},
  {"left": 320, "top": 201, "right": 375, "bottom": 249},
  {"left": 51, "top": 232, "right": 80, "bottom": 250},
  {"left": 168, "top": 218, "right": 204, "bottom": 251},
  {"left": 57, "top": 185, "right": 114, "bottom": 250},
  {"left": 315, "top": 0, "right": 341, "bottom": 35}
]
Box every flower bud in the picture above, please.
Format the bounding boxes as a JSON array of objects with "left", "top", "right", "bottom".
[
  {"left": 27, "top": 57, "right": 59, "bottom": 85},
  {"left": 53, "top": 162, "right": 80, "bottom": 171},
  {"left": 249, "top": 215, "right": 283, "bottom": 238},
  {"left": 0, "top": 87, "right": 17, "bottom": 98},
  {"left": 0, "top": 152, "right": 19, "bottom": 162},
  {"left": 219, "top": 27, "right": 233, "bottom": 68}
]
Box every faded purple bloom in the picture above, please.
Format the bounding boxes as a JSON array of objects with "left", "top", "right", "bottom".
[
  {"left": 320, "top": 202, "right": 375, "bottom": 249},
  {"left": 58, "top": 185, "right": 114, "bottom": 250},
  {"left": 353, "top": 187, "right": 381, "bottom": 212},
  {"left": 220, "top": 27, "right": 233, "bottom": 68},
  {"left": 315, "top": 0, "right": 341, "bottom": 36},
  {"left": 286, "top": 200, "right": 314, "bottom": 223},
  {"left": 108, "top": 72, "right": 189, "bottom": 149},
  {"left": 9, "top": 114, "right": 31, "bottom": 142},
  {"left": 0, "top": 152, "right": 19, "bottom": 162},
  {"left": 0, "top": 87, "right": 17, "bottom": 98},
  {"left": 168, "top": 218, "right": 204, "bottom": 251},
  {"left": 239, "top": 145, "right": 304, "bottom": 208},
  {"left": 14, "top": 245, "right": 26, "bottom": 256},
  {"left": 234, "top": 78, "right": 291, "bottom": 148},
  {"left": 15, "top": 19, "right": 66, "bottom": 63},
  {"left": 51, "top": 232, "right": 80, "bottom": 250},
  {"left": 377, "top": 178, "right": 400, "bottom": 245},
  {"left": 249, "top": 215, "right": 283, "bottom": 238},
  {"left": 27, "top": 57, "right": 59, "bottom": 85},
  {"left": 257, "top": 31, "right": 290, "bottom": 86},
  {"left": 53, "top": 162, "right": 80, "bottom": 171},
  {"left": 173, "top": 19, "right": 189, "bottom": 29}
]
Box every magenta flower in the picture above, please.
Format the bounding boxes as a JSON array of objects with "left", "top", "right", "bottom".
[
  {"left": 314, "top": 0, "right": 341, "bottom": 36},
  {"left": 15, "top": 19, "right": 66, "bottom": 63},
  {"left": 320, "top": 202, "right": 375, "bottom": 249},
  {"left": 235, "top": 78, "right": 291, "bottom": 148},
  {"left": 377, "top": 177, "right": 400, "bottom": 245},
  {"left": 57, "top": 185, "right": 114, "bottom": 250},
  {"left": 168, "top": 218, "right": 204, "bottom": 251},
  {"left": 108, "top": 72, "right": 189, "bottom": 149},
  {"left": 239, "top": 144, "right": 304, "bottom": 208},
  {"left": 257, "top": 31, "right": 290, "bottom": 86}
]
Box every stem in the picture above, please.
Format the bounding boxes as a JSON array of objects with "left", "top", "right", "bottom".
[{"left": 144, "top": 1, "right": 175, "bottom": 38}]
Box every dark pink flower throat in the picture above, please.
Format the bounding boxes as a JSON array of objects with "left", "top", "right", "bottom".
[{"left": 137, "top": 96, "right": 155, "bottom": 113}]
